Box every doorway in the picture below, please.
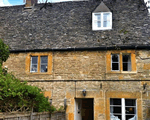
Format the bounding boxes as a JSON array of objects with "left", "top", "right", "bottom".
[{"left": 75, "top": 98, "right": 94, "bottom": 120}]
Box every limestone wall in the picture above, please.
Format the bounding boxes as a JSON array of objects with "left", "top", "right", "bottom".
[
  {"left": 3, "top": 50, "right": 150, "bottom": 80},
  {"left": 3, "top": 50, "right": 150, "bottom": 120},
  {"left": 28, "top": 81, "right": 147, "bottom": 120}
]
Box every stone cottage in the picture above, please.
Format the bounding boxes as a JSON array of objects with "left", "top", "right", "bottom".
[{"left": 0, "top": 0, "right": 150, "bottom": 119}]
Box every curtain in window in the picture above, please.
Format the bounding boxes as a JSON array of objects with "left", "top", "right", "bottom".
[
  {"left": 31, "top": 56, "right": 38, "bottom": 72},
  {"left": 127, "top": 55, "right": 131, "bottom": 71}
]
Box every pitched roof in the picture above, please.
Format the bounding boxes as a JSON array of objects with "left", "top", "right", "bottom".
[
  {"left": 93, "top": 1, "right": 110, "bottom": 12},
  {"left": 0, "top": 0, "right": 150, "bottom": 51}
]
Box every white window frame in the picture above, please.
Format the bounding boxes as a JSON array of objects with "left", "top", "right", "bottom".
[
  {"left": 92, "top": 12, "right": 112, "bottom": 30},
  {"left": 110, "top": 98, "right": 137, "bottom": 120},
  {"left": 111, "top": 54, "right": 120, "bottom": 71}
]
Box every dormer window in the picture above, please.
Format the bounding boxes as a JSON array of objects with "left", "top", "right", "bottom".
[
  {"left": 92, "top": 12, "right": 112, "bottom": 30},
  {"left": 92, "top": 2, "right": 112, "bottom": 31}
]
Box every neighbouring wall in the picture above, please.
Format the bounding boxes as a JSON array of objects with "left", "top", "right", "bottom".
[{"left": 0, "top": 112, "right": 65, "bottom": 120}]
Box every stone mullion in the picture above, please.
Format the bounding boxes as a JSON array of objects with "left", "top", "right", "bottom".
[
  {"left": 120, "top": 53, "right": 123, "bottom": 72},
  {"left": 38, "top": 55, "right": 40, "bottom": 73}
]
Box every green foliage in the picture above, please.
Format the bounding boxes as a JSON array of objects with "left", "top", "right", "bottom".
[
  {"left": 0, "top": 39, "right": 9, "bottom": 65},
  {"left": 0, "top": 39, "right": 53, "bottom": 113},
  {"left": 57, "top": 106, "right": 64, "bottom": 112},
  {"left": 50, "top": 105, "right": 57, "bottom": 112},
  {"left": 0, "top": 65, "right": 53, "bottom": 113}
]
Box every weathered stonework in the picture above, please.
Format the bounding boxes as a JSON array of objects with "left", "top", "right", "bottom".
[
  {"left": 4, "top": 50, "right": 150, "bottom": 80},
  {"left": 3, "top": 50, "right": 150, "bottom": 120}
]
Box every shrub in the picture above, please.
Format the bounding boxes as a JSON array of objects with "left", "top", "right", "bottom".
[
  {"left": 0, "top": 65, "right": 53, "bottom": 112},
  {"left": 0, "top": 39, "right": 53, "bottom": 113}
]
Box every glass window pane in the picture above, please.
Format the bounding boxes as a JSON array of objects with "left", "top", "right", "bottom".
[
  {"left": 97, "top": 21, "right": 101, "bottom": 27},
  {"left": 123, "top": 55, "right": 131, "bottom": 62},
  {"left": 31, "top": 65, "right": 37, "bottom": 72},
  {"left": 104, "top": 21, "right": 110, "bottom": 27},
  {"left": 123, "top": 55, "right": 131, "bottom": 71},
  {"left": 103, "top": 13, "right": 110, "bottom": 21},
  {"left": 103, "top": 14, "right": 107, "bottom": 21},
  {"left": 125, "top": 107, "right": 136, "bottom": 114},
  {"left": 123, "top": 63, "right": 131, "bottom": 71},
  {"left": 41, "top": 65, "right": 47, "bottom": 72},
  {"left": 112, "top": 54, "right": 119, "bottom": 62},
  {"left": 107, "top": 21, "right": 110, "bottom": 27},
  {"left": 128, "top": 62, "right": 131, "bottom": 71},
  {"left": 110, "top": 98, "right": 121, "bottom": 105},
  {"left": 32, "top": 56, "right": 38, "bottom": 64},
  {"left": 110, "top": 106, "right": 122, "bottom": 114},
  {"left": 41, "top": 56, "right": 48, "bottom": 64},
  {"left": 95, "top": 14, "right": 101, "bottom": 20},
  {"left": 123, "top": 63, "right": 128, "bottom": 71},
  {"left": 110, "top": 114, "right": 122, "bottom": 120},
  {"left": 125, "top": 99, "right": 136, "bottom": 106},
  {"left": 112, "top": 63, "right": 119, "bottom": 70},
  {"left": 103, "top": 21, "right": 107, "bottom": 27},
  {"left": 94, "top": 21, "right": 98, "bottom": 27},
  {"left": 126, "top": 115, "right": 136, "bottom": 120},
  {"left": 103, "top": 13, "right": 110, "bottom": 27}
]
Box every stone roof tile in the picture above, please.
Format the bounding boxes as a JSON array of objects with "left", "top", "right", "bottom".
[{"left": 0, "top": 0, "right": 150, "bottom": 50}]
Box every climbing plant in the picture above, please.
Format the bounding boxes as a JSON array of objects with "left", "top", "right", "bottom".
[{"left": 0, "top": 39, "right": 9, "bottom": 65}]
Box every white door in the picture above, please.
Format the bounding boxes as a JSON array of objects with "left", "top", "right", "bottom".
[{"left": 75, "top": 99, "right": 82, "bottom": 120}]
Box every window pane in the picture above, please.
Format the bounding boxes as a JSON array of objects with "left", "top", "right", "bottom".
[
  {"left": 112, "top": 54, "right": 119, "bottom": 62},
  {"left": 103, "top": 13, "right": 110, "bottom": 20},
  {"left": 110, "top": 106, "right": 122, "bottom": 113},
  {"left": 103, "top": 21, "right": 107, "bottom": 27},
  {"left": 123, "top": 55, "right": 131, "bottom": 71},
  {"left": 110, "top": 99, "right": 121, "bottom": 105},
  {"left": 41, "top": 65, "right": 47, "bottom": 72},
  {"left": 123, "top": 55, "right": 131, "bottom": 62},
  {"left": 31, "top": 65, "right": 37, "bottom": 72},
  {"left": 112, "top": 63, "right": 119, "bottom": 70},
  {"left": 123, "top": 63, "right": 128, "bottom": 71},
  {"left": 104, "top": 21, "right": 110, "bottom": 27},
  {"left": 95, "top": 14, "right": 101, "bottom": 20},
  {"left": 31, "top": 56, "right": 38, "bottom": 72},
  {"left": 125, "top": 107, "right": 136, "bottom": 114},
  {"left": 123, "top": 63, "right": 131, "bottom": 71},
  {"left": 41, "top": 56, "right": 48, "bottom": 64},
  {"left": 40, "top": 56, "right": 48, "bottom": 72},
  {"left": 94, "top": 21, "right": 98, "bottom": 27},
  {"left": 110, "top": 113, "right": 122, "bottom": 120},
  {"left": 125, "top": 99, "right": 136, "bottom": 106},
  {"left": 126, "top": 115, "right": 136, "bottom": 120},
  {"left": 97, "top": 21, "right": 101, "bottom": 27},
  {"left": 31, "top": 56, "right": 38, "bottom": 64},
  {"left": 103, "top": 13, "right": 110, "bottom": 27}
]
